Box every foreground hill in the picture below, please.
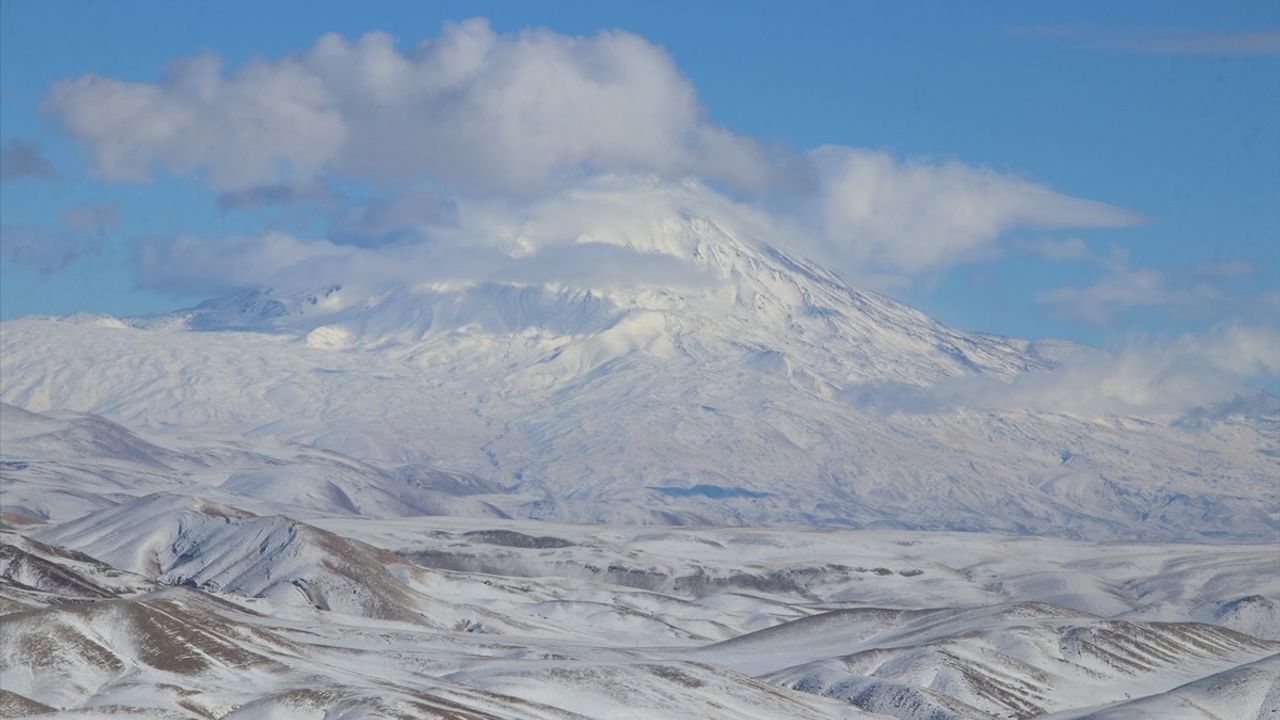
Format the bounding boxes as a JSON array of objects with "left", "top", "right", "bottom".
[{"left": 3, "top": 516, "right": 1276, "bottom": 719}]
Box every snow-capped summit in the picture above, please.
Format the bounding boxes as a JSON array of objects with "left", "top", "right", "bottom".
[{"left": 130, "top": 183, "right": 1061, "bottom": 385}]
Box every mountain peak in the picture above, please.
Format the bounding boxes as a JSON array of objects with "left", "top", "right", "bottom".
[
  {"left": 126, "top": 201, "right": 1051, "bottom": 391},
  {"left": 1, "top": 202, "right": 1274, "bottom": 539}
]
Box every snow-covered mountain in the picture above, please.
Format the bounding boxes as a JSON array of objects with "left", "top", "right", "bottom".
[
  {"left": 2, "top": 182, "right": 1278, "bottom": 716},
  {"left": 3, "top": 184, "right": 1275, "bottom": 539},
  {"left": 34, "top": 493, "right": 441, "bottom": 623}
]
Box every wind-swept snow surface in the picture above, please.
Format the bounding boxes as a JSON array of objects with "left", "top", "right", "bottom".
[{"left": 2, "top": 509, "right": 1277, "bottom": 719}]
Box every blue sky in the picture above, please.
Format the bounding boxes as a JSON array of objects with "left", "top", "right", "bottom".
[{"left": 1, "top": 0, "right": 1277, "bottom": 359}]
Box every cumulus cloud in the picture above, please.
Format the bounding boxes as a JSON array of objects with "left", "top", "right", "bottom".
[
  {"left": 0, "top": 140, "right": 56, "bottom": 183},
  {"left": 958, "top": 324, "right": 1279, "bottom": 415},
  {"left": 46, "top": 20, "right": 780, "bottom": 194},
  {"left": 43, "top": 21, "right": 1142, "bottom": 286}
]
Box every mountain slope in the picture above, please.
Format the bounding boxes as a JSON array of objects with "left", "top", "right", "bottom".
[
  {"left": 1074, "top": 652, "right": 1280, "bottom": 719},
  {"left": 2, "top": 183, "right": 1275, "bottom": 538},
  {"left": 0, "top": 402, "right": 514, "bottom": 526},
  {"left": 0, "top": 531, "right": 155, "bottom": 612}
]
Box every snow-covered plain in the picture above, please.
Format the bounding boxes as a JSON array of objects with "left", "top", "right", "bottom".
[{"left": 2, "top": 198, "right": 1277, "bottom": 717}]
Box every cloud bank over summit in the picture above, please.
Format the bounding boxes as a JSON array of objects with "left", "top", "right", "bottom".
[
  {"left": 25, "top": 17, "right": 1278, "bottom": 415},
  {"left": 47, "top": 19, "right": 1139, "bottom": 290}
]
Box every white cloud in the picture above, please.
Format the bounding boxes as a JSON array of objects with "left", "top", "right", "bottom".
[
  {"left": 328, "top": 184, "right": 457, "bottom": 247},
  {"left": 47, "top": 21, "right": 1143, "bottom": 287},
  {"left": 133, "top": 168, "right": 1143, "bottom": 300},
  {"left": 136, "top": 231, "right": 714, "bottom": 298},
  {"left": 1038, "top": 263, "right": 1224, "bottom": 325},
  {"left": 985, "top": 323, "right": 1280, "bottom": 416},
  {"left": 133, "top": 181, "right": 724, "bottom": 298},
  {"left": 46, "top": 20, "right": 778, "bottom": 194},
  {"left": 1196, "top": 321, "right": 1280, "bottom": 378},
  {"left": 135, "top": 232, "right": 358, "bottom": 296},
  {"left": 803, "top": 148, "right": 1142, "bottom": 283},
  {"left": 961, "top": 327, "right": 1276, "bottom": 415},
  {"left": 1020, "top": 243, "right": 1263, "bottom": 327},
  {"left": 435, "top": 175, "right": 779, "bottom": 258},
  {"left": 850, "top": 323, "right": 1280, "bottom": 417}
]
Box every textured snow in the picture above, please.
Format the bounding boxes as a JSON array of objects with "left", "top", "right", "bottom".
[
  {"left": 1064, "top": 653, "right": 1280, "bottom": 719},
  {"left": 2, "top": 201, "right": 1276, "bottom": 539},
  {"left": 4, "top": 510, "right": 1277, "bottom": 719}
]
